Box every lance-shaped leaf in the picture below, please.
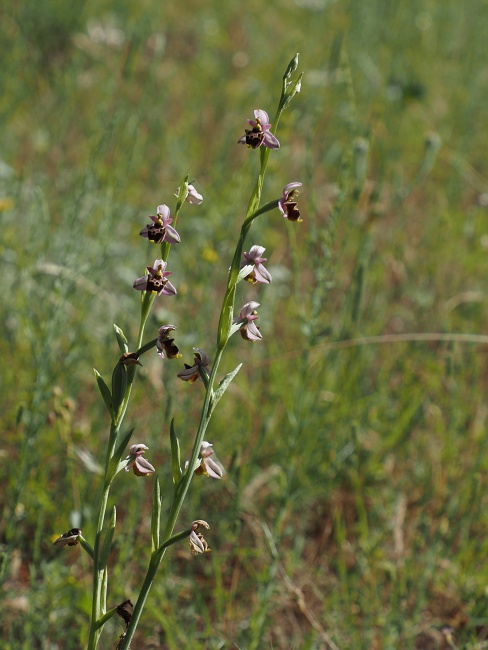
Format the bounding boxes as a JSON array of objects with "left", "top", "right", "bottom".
[
  {"left": 97, "top": 606, "right": 118, "bottom": 629},
  {"left": 106, "top": 427, "right": 135, "bottom": 483},
  {"left": 281, "top": 72, "right": 303, "bottom": 110},
  {"left": 151, "top": 476, "right": 162, "bottom": 553},
  {"left": 111, "top": 361, "right": 127, "bottom": 420},
  {"left": 78, "top": 534, "right": 95, "bottom": 560},
  {"left": 94, "top": 369, "right": 113, "bottom": 417},
  {"left": 209, "top": 364, "right": 242, "bottom": 416},
  {"left": 101, "top": 566, "right": 108, "bottom": 615},
  {"left": 170, "top": 419, "right": 182, "bottom": 486},
  {"left": 114, "top": 324, "right": 129, "bottom": 355},
  {"left": 135, "top": 337, "right": 158, "bottom": 357},
  {"left": 175, "top": 175, "right": 190, "bottom": 212},
  {"left": 217, "top": 285, "right": 236, "bottom": 348},
  {"left": 100, "top": 506, "right": 116, "bottom": 570}
]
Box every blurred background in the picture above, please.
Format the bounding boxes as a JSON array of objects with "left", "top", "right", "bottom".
[{"left": 1, "top": 0, "right": 488, "bottom": 648}]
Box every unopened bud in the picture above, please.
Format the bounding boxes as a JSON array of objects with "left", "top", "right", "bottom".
[
  {"left": 282, "top": 73, "right": 303, "bottom": 110},
  {"left": 284, "top": 53, "right": 299, "bottom": 80}
]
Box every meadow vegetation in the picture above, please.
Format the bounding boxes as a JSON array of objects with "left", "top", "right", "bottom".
[{"left": 1, "top": 0, "right": 488, "bottom": 648}]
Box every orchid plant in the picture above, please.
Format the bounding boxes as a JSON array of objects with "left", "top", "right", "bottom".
[{"left": 53, "top": 54, "right": 304, "bottom": 649}]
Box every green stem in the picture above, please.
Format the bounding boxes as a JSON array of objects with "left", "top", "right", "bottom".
[
  {"left": 87, "top": 289, "right": 158, "bottom": 649},
  {"left": 116, "top": 529, "right": 192, "bottom": 650},
  {"left": 87, "top": 481, "right": 111, "bottom": 650},
  {"left": 113, "top": 59, "right": 298, "bottom": 649},
  {"left": 113, "top": 293, "right": 155, "bottom": 429},
  {"left": 117, "top": 196, "right": 273, "bottom": 650}
]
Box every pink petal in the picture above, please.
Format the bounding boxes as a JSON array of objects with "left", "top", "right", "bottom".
[
  {"left": 283, "top": 182, "right": 302, "bottom": 195},
  {"left": 254, "top": 109, "right": 270, "bottom": 125},
  {"left": 156, "top": 204, "right": 170, "bottom": 219},
  {"left": 246, "top": 322, "right": 262, "bottom": 341},
  {"left": 254, "top": 264, "right": 272, "bottom": 283},
  {"left": 263, "top": 132, "right": 280, "bottom": 150},
  {"left": 162, "top": 280, "right": 177, "bottom": 296},
  {"left": 133, "top": 276, "right": 149, "bottom": 291}
]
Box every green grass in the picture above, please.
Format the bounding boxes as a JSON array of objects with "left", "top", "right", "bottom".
[{"left": 2, "top": 0, "right": 488, "bottom": 647}]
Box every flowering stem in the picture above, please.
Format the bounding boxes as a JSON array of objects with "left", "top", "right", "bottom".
[
  {"left": 216, "top": 73, "right": 291, "bottom": 347},
  {"left": 88, "top": 421, "right": 121, "bottom": 650},
  {"left": 118, "top": 192, "right": 274, "bottom": 648},
  {"left": 111, "top": 58, "right": 299, "bottom": 650},
  {"left": 217, "top": 199, "right": 278, "bottom": 348},
  {"left": 87, "top": 482, "right": 111, "bottom": 650},
  {"left": 120, "top": 186, "right": 272, "bottom": 650},
  {"left": 115, "top": 528, "right": 193, "bottom": 650},
  {"left": 88, "top": 289, "right": 159, "bottom": 649}
]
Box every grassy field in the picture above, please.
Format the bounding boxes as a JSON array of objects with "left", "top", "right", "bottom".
[{"left": 2, "top": 0, "right": 488, "bottom": 648}]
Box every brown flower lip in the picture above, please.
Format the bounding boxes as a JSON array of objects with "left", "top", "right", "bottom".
[{"left": 53, "top": 528, "right": 82, "bottom": 547}]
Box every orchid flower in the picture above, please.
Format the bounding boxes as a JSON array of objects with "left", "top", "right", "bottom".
[
  {"left": 125, "top": 444, "right": 155, "bottom": 477},
  {"left": 241, "top": 245, "right": 272, "bottom": 284},
  {"left": 186, "top": 184, "right": 203, "bottom": 205},
  {"left": 140, "top": 204, "right": 181, "bottom": 244},
  {"left": 195, "top": 441, "right": 224, "bottom": 479},
  {"left": 157, "top": 325, "right": 181, "bottom": 359},
  {"left": 232, "top": 301, "right": 262, "bottom": 342},
  {"left": 238, "top": 109, "right": 280, "bottom": 150},
  {"left": 188, "top": 520, "right": 211, "bottom": 555},
  {"left": 133, "top": 259, "right": 177, "bottom": 296},
  {"left": 177, "top": 348, "right": 211, "bottom": 383},
  {"left": 53, "top": 528, "right": 82, "bottom": 547},
  {"left": 278, "top": 182, "right": 302, "bottom": 222}
]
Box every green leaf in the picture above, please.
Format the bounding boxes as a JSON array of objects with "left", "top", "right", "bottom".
[
  {"left": 100, "top": 506, "right": 116, "bottom": 569},
  {"left": 140, "top": 290, "right": 156, "bottom": 327},
  {"left": 96, "top": 606, "right": 118, "bottom": 629},
  {"left": 210, "top": 363, "right": 243, "bottom": 416},
  {"left": 78, "top": 535, "right": 94, "bottom": 560},
  {"left": 111, "top": 362, "right": 127, "bottom": 420},
  {"left": 136, "top": 337, "right": 158, "bottom": 357},
  {"left": 281, "top": 72, "right": 303, "bottom": 110},
  {"left": 155, "top": 527, "right": 193, "bottom": 562},
  {"left": 175, "top": 174, "right": 189, "bottom": 212},
  {"left": 93, "top": 369, "right": 113, "bottom": 417},
  {"left": 217, "top": 285, "right": 236, "bottom": 348},
  {"left": 151, "top": 476, "right": 162, "bottom": 553},
  {"left": 106, "top": 427, "right": 134, "bottom": 483},
  {"left": 170, "top": 419, "right": 182, "bottom": 486},
  {"left": 114, "top": 324, "right": 129, "bottom": 354},
  {"left": 101, "top": 566, "right": 108, "bottom": 615}
]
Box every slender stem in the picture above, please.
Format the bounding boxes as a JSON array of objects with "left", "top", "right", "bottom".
[
  {"left": 114, "top": 62, "right": 296, "bottom": 649},
  {"left": 87, "top": 482, "right": 111, "bottom": 650},
  {"left": 116, "top": 529, "right": 192, "bottom": 650},
  {"left": 87, "top": 291, "right": 158, "bottom": 649},
  {"left": 117, "top": 197, "right": 272, "bottom": 650}
]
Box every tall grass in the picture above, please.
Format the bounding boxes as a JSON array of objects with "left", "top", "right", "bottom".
[{"left": 1, "top": 0, "right": 488, "bottom": 647}]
